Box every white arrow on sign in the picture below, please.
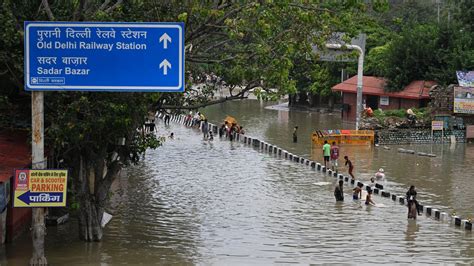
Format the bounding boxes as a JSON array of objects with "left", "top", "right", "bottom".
[
  {"left": 159, "top": 33, "right": 172, "bottom": 49},
  {"left": 159, "top": 59, "right": 171, "bottom": 75}
]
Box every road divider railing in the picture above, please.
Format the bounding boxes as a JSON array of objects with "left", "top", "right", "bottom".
[{"left": 160, "top": 113, "right": 472, "bottom": 232}]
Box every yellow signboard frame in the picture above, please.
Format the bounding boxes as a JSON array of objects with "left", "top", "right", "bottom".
[{"left": 13, "top": 169, "right": 68, "bottom": 207}]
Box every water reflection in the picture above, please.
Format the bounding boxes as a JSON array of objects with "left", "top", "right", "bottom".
[
  {"left": 204, "top": 100, "right": 474, "bottom": 218},
  {"left": 2, "top": 100, "right": 474, "bottom": 264}
]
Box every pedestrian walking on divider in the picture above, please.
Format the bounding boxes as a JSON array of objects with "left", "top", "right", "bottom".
[
  {"left": 293, "top": 126, "right": 298, "bottom": 143},
  {"left": 164, "top": 114, "right": 171, "bottom": 126},
  {"left": 344, "top": 155, "right": 355, "bottom": 180},
  {"left": 323, "top": 140, "right": 331, "bottom": 168},
  {"left": 330, "top": 141, "right": 340, "bottom": 172},
  {"left": 219, "top": 124, "right": 225, "bottom": 138},
  {"left": 202, "top": 119, "right": 209, "bottom": 139},
  {"left": 150, "top": 120, "right": 156, "bottom": 132}
]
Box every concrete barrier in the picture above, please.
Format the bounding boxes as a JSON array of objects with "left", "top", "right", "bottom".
[
  {"left": 294, "top": 156, "right": 299, "bottom": 163},
  {"left": 305, "top": 160, "right": 309, "bottom": 166},
  {"left": 391, "top": 194, "right": 397, "bottom": 201},
  {"left": 423, "top": 206, "right": 431, "bottom": 214},
  {"left": 398, "top": 196, "right": 405, "bottom": 205},
  {"left": 322, "top": 166, "right": 326, "bottom": 173},
  {"left": 381, "top": 191, "right": 390, "bottom": 197},
  {"left": 454, "top": 216, "right": 461, "bottom": 226},
  {"left": 289, "top": 154, "right": 293, "bottom": 160},
  {"left": 253, "top": 139, "right": 260, "bottom": 147},
  {"left": 278, "top": 149, "right": 282, "bottom": 156},
  {"left": 316, "top": 163, "right": 321, "bottom": 170},
  {"left": 465, "top": 221, "right": 472, "bottom": 230},
  {"left": 434, "top": 209, "right": 440, "bottom": 219},
  {"left": 284, "top": 152, "right": 288, "bottom": 158},
  {"left": 440, "top": 212, "right": 448, "bottom": 221},
  {"left": 426, "top": 206, "right": 432, "bottom": 216},
  {"left": 374, "top": 188, "right": 379, "bottom": 194},
  {"left": 375, "top": 183, "right": 384, "bottom": 190},
  {"left": 344, "top": 176, "right": 349, "bottom": 182}
]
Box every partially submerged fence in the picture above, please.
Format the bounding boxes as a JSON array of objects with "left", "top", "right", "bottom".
[{"left": 160, "top": 113, "right": 472, "bottom": 232}]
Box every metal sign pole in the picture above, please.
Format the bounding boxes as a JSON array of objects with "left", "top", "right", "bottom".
[{"left": 31, "top": 91, "right": 47, "bottom": 265}]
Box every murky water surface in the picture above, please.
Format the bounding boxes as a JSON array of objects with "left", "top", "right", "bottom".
[{"left": 2, "top": 100, "right": 474, "bottom": 264}]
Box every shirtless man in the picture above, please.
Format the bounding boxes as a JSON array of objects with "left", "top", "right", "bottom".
[
  {"left": 365, "top": 189, "right": 376, "bottom": 206},
  {"left": 352, "top": 183, "right": 363, "bottom": 200},
  {"left": 344, "top": 155, "right": 355, "bottom": 180}
]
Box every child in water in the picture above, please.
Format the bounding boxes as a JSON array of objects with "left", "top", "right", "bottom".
[
  {"left": 365, "top": 189, "right": 376, "bottom": 206},
  {"left": 353, "top": 183, "right": 363, "bottom": 200}
]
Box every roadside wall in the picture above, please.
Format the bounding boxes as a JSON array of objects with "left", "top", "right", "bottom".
[{"left": 377, "top": 128, "right": 465, "bottom": 145}]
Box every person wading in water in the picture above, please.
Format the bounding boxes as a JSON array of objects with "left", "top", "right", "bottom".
[
  {"left": 293, "top": 126, "right": 298, "bottom": 143},
  {"left": 406, "top": 185, "right": 421, "bottom": 218},
  {"left": 334, "top": 180, "right": 344, "bottom": 202}
]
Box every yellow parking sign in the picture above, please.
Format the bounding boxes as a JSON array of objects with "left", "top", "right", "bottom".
[{"left": 13, "top": 169, "right": 67, "bottom": 207}]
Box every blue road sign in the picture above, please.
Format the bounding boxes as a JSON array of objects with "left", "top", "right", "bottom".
[
  {"left": 17, "top": 191, "right": 64, "bottom": 205},
  {"left": 24, "top": 22, "right": 184, "bottom": 92}
]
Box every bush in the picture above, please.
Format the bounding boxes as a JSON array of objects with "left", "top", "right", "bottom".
[{"left": 373, "top": 107, "right": 429, "bottom": 122}]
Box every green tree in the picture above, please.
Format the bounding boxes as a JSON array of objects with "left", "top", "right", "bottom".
[
  {"left": 383, "top": 24, "right": 440, "bottom": 91},
  {"left": 0, "top": 1, "right": 373, "bottom": 251}
]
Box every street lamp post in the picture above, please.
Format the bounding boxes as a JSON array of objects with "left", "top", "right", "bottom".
[{"left": 325, "top": 43, "right": 364, "bottom": 130}]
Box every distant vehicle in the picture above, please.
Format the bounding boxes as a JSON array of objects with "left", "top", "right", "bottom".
[{"left": 312, "top": 130, "right": 374, "bottom": 146}]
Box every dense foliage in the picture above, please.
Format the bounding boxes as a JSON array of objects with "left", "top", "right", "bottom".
[
  {"left": 0, "top": 0, "right": 375, "bottom": 241},
  {"left": 364, "top": 0, "right": 474, "bottom": 91}
]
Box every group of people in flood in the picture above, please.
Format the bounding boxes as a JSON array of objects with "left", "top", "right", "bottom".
[
  {"left": 334, "top": 181, "right": 376, "bottom": 205},
  {"left": 219, "top": 121, "right": 245, "bottom": 141},
  {"left": 181, "top": 110, "right": 215, "bottom": 140},
  {"left": 334, "top": 177, "right": 421, "bottom": 218}
]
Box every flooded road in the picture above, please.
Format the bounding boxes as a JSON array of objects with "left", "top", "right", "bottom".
[{"left": 2, "top": 100, "right": 474, "bottom": 264}]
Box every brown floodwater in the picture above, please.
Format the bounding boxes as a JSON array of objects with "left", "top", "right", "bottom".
[{"left": 1, "top": 100, "right": 473, "bottom": 264}]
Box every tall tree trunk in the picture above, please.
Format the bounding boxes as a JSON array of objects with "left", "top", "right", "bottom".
[
  {"left": 328, "top": 95, "right": 334, "bottom": 111},
  {"left": 297, "top": 92, "right": 308, "bottom": 105},
  {"left": 75, "top": 155, "right": 103, "bottom": 241},
  {"left": 310, "top": 94, "right": 320, "bottom": 108},
  {"left": 78, "top": 194, "right": 103, "bottom": 241},
  {"left": 74, "top": 155, "right": 121, "bottom": 241},
  {"left": 288, "top": 94, "right": 297, "bottom": 106}
]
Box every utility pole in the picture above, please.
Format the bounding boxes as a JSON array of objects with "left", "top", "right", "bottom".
[
  {"left": 436, "top": 0, "right": 441, "bottom": 24},
  {"left": 326, "top": 43, "right": 365, "bottom": 130},
  {"left": 31, "top": 91, "right": 47, "bottom": 265}
]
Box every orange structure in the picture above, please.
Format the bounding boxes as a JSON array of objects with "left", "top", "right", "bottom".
[{"left": 312, "top": 129, "right": 375, "bottom": 146}]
